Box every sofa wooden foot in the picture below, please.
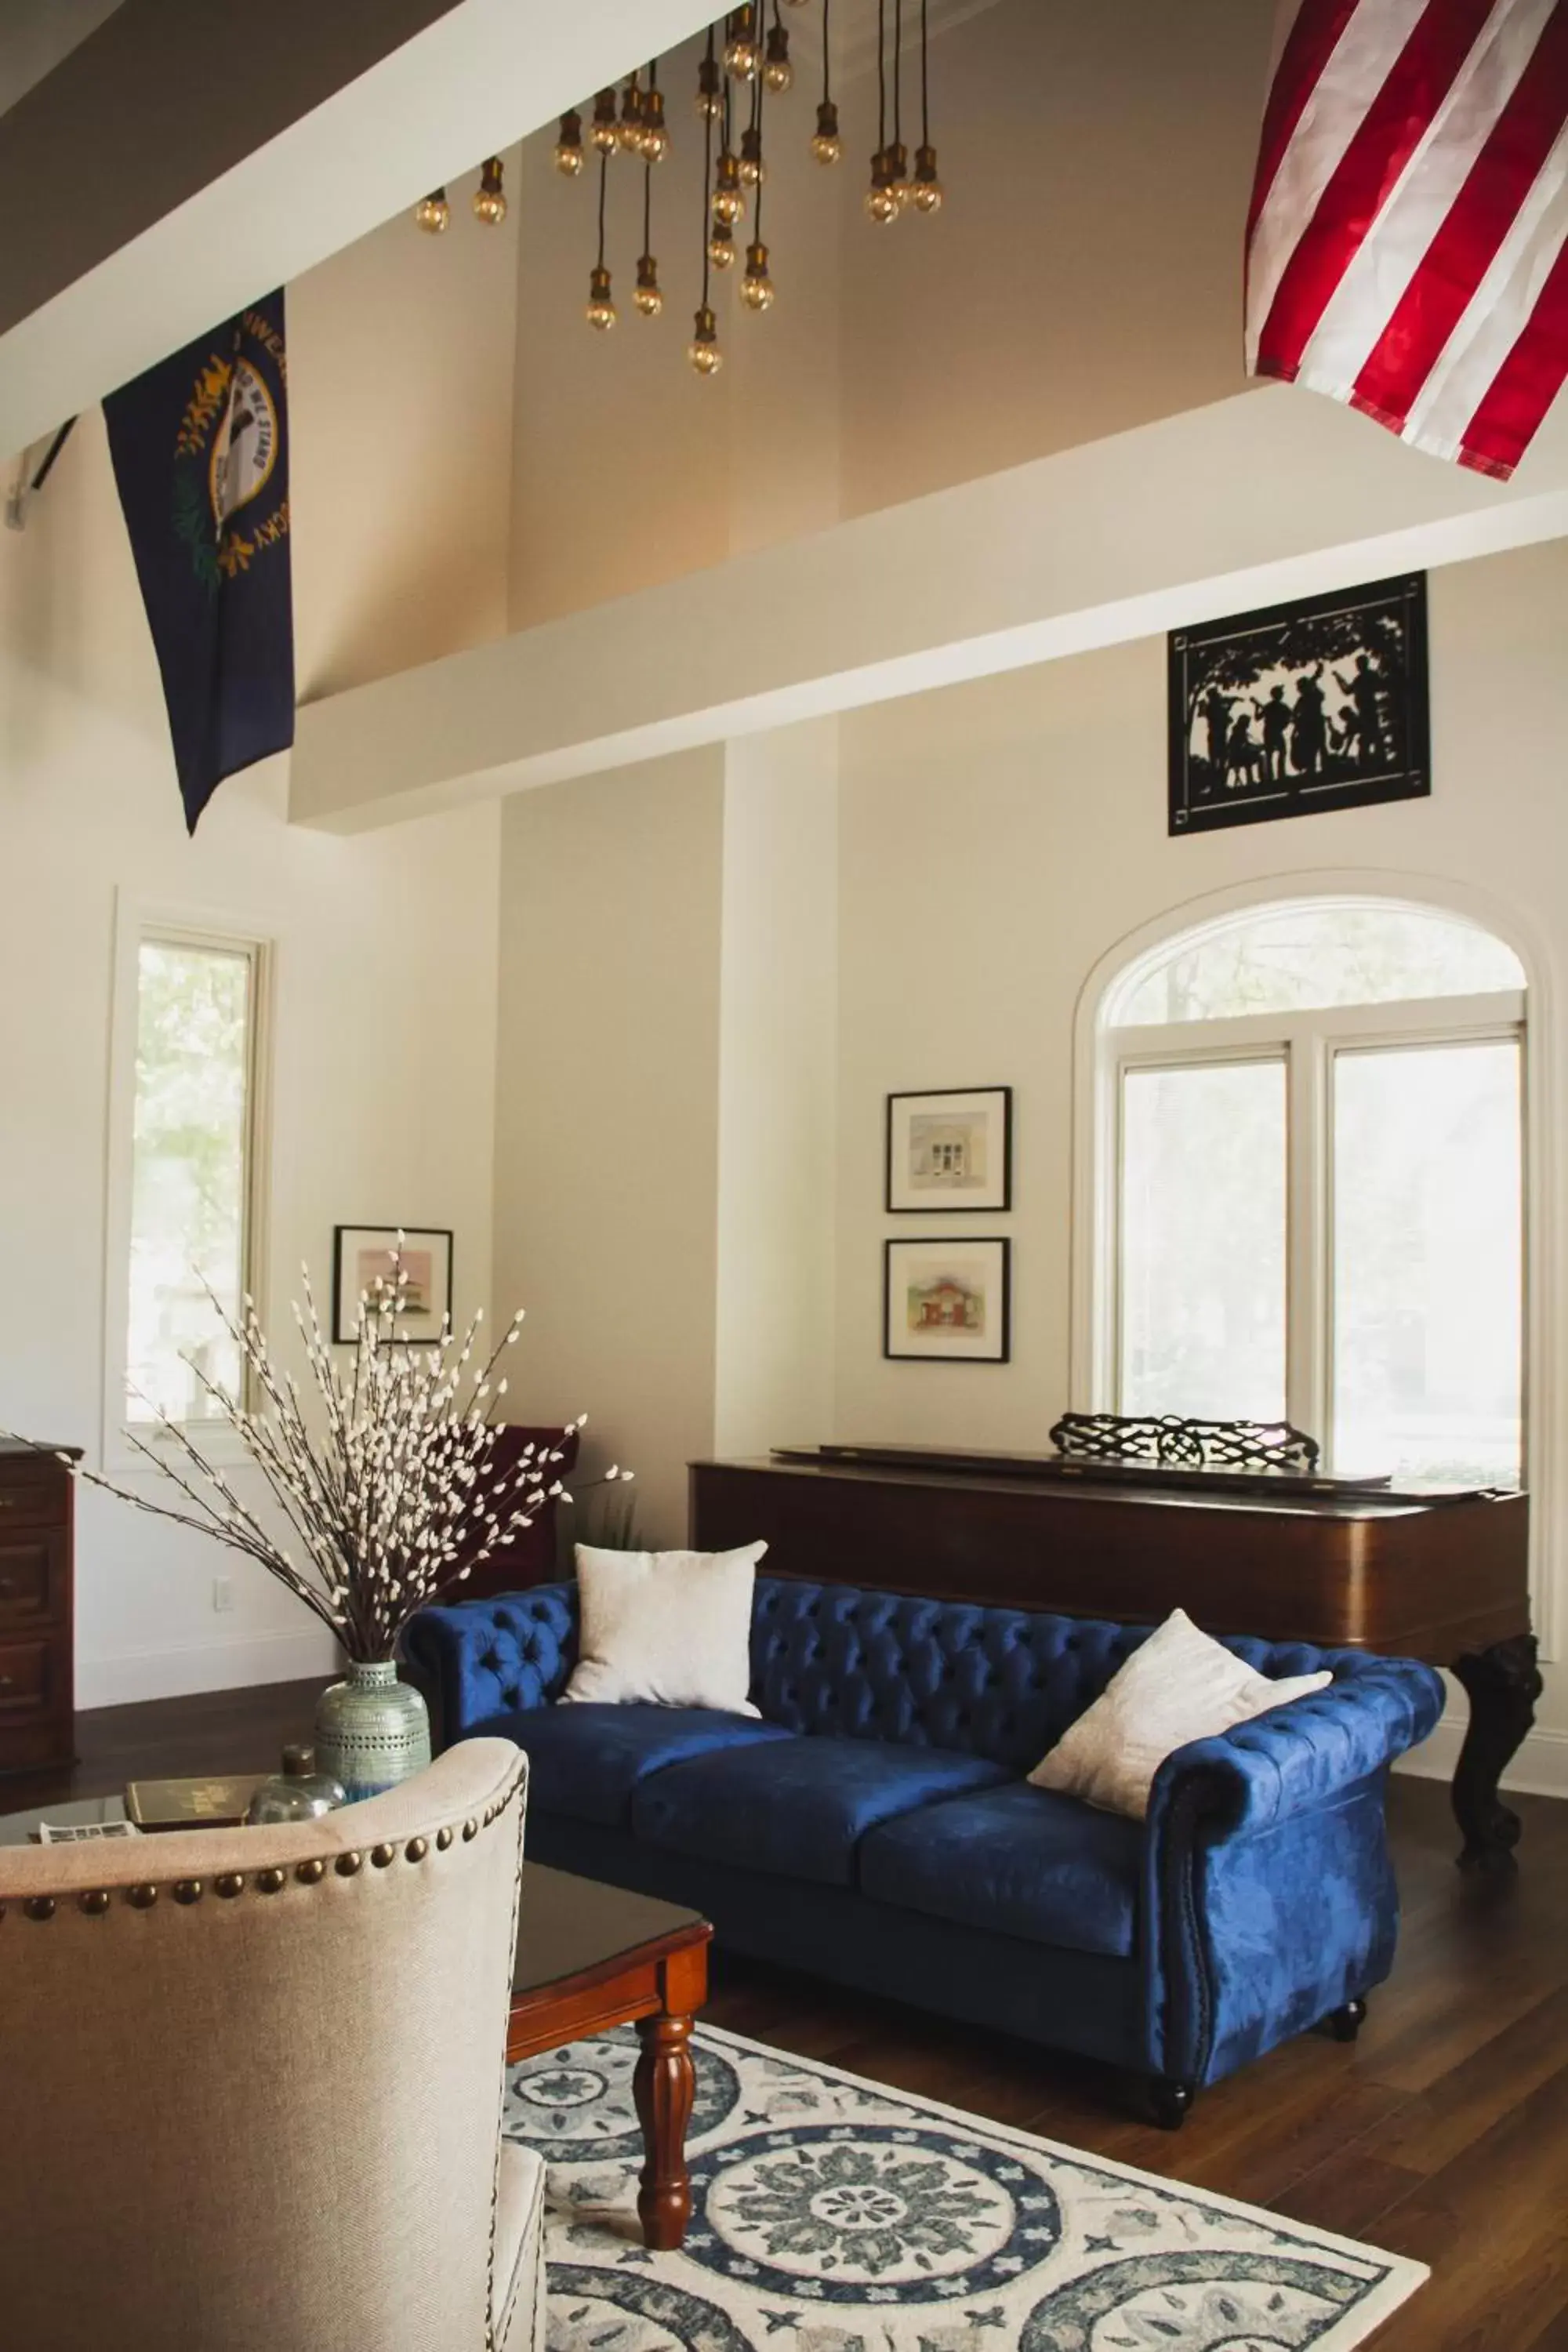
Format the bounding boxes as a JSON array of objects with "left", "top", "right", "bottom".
[
  {"left": 1149, "top": 2078, "right": 1196, "bottom": 2131},
  {"left": 1327, "top": 1997, "right": 1367, "bottom": 2044}
]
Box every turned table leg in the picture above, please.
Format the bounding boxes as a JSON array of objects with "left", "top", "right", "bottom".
[
  {"left": 633, "top": 2012, "right": 697, "bottom": 2249},
  {"left": 1451, "top": 1634, "right": 1542, "bottom": 1873}
]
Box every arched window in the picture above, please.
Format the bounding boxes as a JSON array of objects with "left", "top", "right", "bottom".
[{"left": 1089, "top": 897, "right": 1526, "bottom": 1484}]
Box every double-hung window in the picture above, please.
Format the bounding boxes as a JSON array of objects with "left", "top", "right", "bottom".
[
  {"left": 1097, "top": 899, "right": 1526, "bottom": 1484},
  {"left": 118, "top": 924, "right": 267, "bottom": 1432}
]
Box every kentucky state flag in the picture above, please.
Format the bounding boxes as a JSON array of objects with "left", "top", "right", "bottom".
[{"left": 103, "top": 293, "right": 294, "bottom": 833}]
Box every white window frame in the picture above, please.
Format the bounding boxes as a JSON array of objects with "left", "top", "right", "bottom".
[
  {"left": 1071, "top": 874, "right": 1559, "bottom": 1664},
  {"left": 103, "top": 895, "right": 274, "bottom": 1470}
]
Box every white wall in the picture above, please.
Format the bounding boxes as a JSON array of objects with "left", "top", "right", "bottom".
[
  {"left": 0, "top": 408, "right": 501, "bottom": 1706},
  {"left": 492, "top": 747, "right": 727, "bottom": 1544},
  {"left": 833, "top": 537, "right": 1568, "bottom": 1790}
]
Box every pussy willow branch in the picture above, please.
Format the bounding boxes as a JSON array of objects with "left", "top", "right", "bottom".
[{"left": 5, "top": 1251, "right": 629, "bottom": 1661}]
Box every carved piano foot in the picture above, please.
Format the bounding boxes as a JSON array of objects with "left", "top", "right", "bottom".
[
  {"left": 1451, "top": 1635, "right": 1542, "bottom": 1874},
  {"left": 1326, "top": 1998, "right": 1367, "bottom": 2045},
  {"left": 1149, "top": 2078, "right": 1196, "bottom": 2132}
]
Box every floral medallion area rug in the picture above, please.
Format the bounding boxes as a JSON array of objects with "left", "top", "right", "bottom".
[{"left": 503, "top": 2024, "right": 1425, "bottom": 2352}]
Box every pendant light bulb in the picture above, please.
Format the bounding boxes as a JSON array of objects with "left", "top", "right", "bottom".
[
  {"left": 713, "top": 150, "right": 746, "bottom": 223},
  {"left": 554, "top": 111, "right": 585, "bottom": 176},
  {"left": 591, "top": 89, "right": 619, "bottom": 153},
  {"left": 741, "top": 240, "right": 776, "bottom": 310},
  {"left": 695, "top": 53, "right": 724, "bottom": 118},
  {"left": 617, "top": 75, "right": 645, "bottom": 151},
  {"left": 865, "top": 152, "right": 898, "bottom": 225},
  {"left": 640, "top": 88, "right": 670, "bottom": 162},
  {"left": 886, "top": 140, "right": 912, "bottom": 209},
  {"left": 634, "top": 254, "right": 664, "bottom": 317},
  {"left": 811, "top": 101, "right": 842, "bottom": 165},
  {"left": 689, "top": 304, "right": 724, "bottom": 375},
  {"left": 739, "top": 126, "right": 767, "bottom": 187},
  {"left": 725, "top": 6, "right": 759, "bottom": 81},
  {"left": 912, "top": 143, "right": 944, "bottom": 212},
  {"left": 586, "top": 263, "right": 617, "bottom": 330},
  {"left": 708, "top": 218, "right": 738, "bottom": 269},
  {"left": 414, "top": 187, "right": 450, "bottom": 233},
  {"left": 473, "top": 158, "right": 507, "bottom": 225},
  {"left": 764, "top": 23, "right": 794, "bottom": 93}
]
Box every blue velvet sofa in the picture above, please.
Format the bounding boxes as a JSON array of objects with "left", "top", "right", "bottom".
[{"left": 406, "top": 1576, "right": 1444, "bottom": 2122}]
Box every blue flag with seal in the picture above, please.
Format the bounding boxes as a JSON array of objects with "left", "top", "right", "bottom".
[{"left": 103, "top": 292, "right": 294, "bottom": 833}]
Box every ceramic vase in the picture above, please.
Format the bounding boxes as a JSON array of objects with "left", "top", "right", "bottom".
[{"left": 314, "top": 1661, "right": 431, "bottom": 1802}]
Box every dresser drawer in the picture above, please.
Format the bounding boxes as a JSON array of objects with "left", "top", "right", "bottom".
[
  {"left": 0, "top": 1639, "right": 52, "bottom": 1715},
  {"left": 0, "top": 1537, "right": 60, "bottom": 1628},
  {"left": 0, "top": 1471, "right": 71, "bottom": 1529}
]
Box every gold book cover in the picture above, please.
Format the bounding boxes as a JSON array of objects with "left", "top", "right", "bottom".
[{"left": 124, "top": 1775, "right": 264, "bottom": 1832}]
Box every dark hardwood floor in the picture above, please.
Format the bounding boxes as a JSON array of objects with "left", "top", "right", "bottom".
[{"left": 13, "top": 1677, "right": 1568, "bottom": 2350}]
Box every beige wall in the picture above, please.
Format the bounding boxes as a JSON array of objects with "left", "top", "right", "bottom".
[
  {"left": 492, "top": 748, "right": 727, "bottom": 1544},
  {"left": 833, "top": 538, "right": 1568, "bottom": 1783},
  {"left": 0, "top": 411, "right": 501, "bottom": 1704}
]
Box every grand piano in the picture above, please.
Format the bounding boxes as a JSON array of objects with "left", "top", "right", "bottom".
[{"left": 689, "top": 1414, "right": 1540, "bottom": 1871}]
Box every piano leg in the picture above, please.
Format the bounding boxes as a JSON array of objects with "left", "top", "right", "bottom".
[
  {"left": 1451, "top": 1634, "right": 1542, "bottom": 1872},
  {"left": 1149, "top": 2078, "right": 1196, "bottom": 2132}
]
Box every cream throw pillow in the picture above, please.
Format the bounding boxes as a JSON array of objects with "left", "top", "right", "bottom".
[
  {"left": 560, "top": 1542, "right": 767, "bottom": 1715},
  {"left": 1028, "top": 1607, "right": 1332, "bottom": 1820}
]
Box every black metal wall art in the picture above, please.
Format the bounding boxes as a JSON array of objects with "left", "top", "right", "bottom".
[{"left": 1169, "top": 574, "right": 1429, "bottom": 835}]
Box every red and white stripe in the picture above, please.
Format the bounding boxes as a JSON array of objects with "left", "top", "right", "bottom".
[{"left": 1246, "top": 0, "right": 1568, "bottom": 479}]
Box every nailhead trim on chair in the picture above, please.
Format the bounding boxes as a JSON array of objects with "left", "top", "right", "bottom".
[{"left": 9, "top": 1773, "right": 530, "bottom": 1920}]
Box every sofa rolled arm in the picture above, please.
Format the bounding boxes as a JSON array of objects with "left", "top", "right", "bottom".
[
  {"left": 1149, "top": 1654, "right": 1446, "bottom": 1842},
  {"left": 404, "top": 1583, "right": 580, "bottom": 1748}
]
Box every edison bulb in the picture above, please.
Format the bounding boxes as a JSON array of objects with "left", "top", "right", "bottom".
[
  {"left": 725, "top": 6, "right": 759, "bottom": 79},
  {"left": 617, "top": 80, "right": 644, "bottom": 150},
  {"left": 708, "top": 219, "right": 737, "bottom": 268},
  {"left": 640, "top": 89, "right": 670, "bottom": 162},
  {"left": 811, "top": 102, "right": 842, "bottom": 165},
  {"left": 763, "top": 24, "right": 793, "bottom": 92},
  {"left": 554, "top": 111, "right": 585, "bottom": 176},
  {"left": 586, "top": 265, "right": 616, "bottom": 330},
  {"left": 713, "top": 153, "right": 746, "bottom": 223},
  {"left": 414, "top": 187, "right": 450, "bottom": 233},
  {"left": 689, "top": 306, "right": 724, "bottom": 375},
  {"left": 865, "top": 158, "right": 898, "bottom": 225},
  {"left": 591, "top": 89, "right": 619, "bottom": 152},
  {"left": 739, "top": 128, "right": 766, "bottom": 187},
  {"left": 885, "top": 140, "right": 911, "bottom": 208},
  {"left": 473, "top": 159, "right": 507, "bottom": 225},
  {"left": 634, "top": 256, "right": 664, "bottom": 316},
  {"left": 741, "top": 241, "right": 775, "bottom": 310},
  {"left": 695, "top": 56, "right": 724, "bottom": 118},
  {"left": 912, "top": 145, "right": 944, "bottom": 212}
]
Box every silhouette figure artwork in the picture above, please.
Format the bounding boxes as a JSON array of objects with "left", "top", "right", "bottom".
[{"left": 1168, "top": 575, "right": 1429, "bottom": 835}]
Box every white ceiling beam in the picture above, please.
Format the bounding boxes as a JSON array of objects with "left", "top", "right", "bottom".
[
  {"left": 290, "top": 385, "right": 1568, "bottom": 833},
  {"left": 0, "top": 0, "right": 717, "bottom": 461}
]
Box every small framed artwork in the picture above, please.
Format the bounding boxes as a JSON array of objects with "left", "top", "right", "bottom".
[
  {"left": 332, "top": 1225, "right": 454, "bottom": 1345},
  {"left": 886, "top": 1087, "right": 1012, "bottom": 1214},
  {"left": 884, "top": 1237, "right": 1011, "bottom": 1363},
  {"left": 1168, "top": 572, "right": 1429, "bottom": 835}
]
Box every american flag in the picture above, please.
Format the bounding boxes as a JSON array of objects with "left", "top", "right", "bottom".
[{"left": 1246, "top": 0, "right": 1568, "bottom": 479}]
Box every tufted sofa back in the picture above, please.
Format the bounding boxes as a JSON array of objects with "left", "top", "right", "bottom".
[
  {"left": 746, "top": 1577, "right": 1341, "bottom": 1769},
  {"left": 407, "top": 1575, "right": 1348, "bottom": 1771}
]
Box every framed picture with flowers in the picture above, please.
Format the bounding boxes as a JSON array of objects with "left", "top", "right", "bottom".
[{"left": 332, "top": 1225, "right": 453, "bottom": 1345}]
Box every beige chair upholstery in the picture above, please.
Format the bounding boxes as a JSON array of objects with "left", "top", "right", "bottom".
[{"left": 0, "top": 1738, "right": 546, "bottom": 2352}]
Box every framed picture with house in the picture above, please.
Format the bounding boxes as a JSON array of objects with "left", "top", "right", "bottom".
[
  {"left": 884, "top": 1237, "right": 1011, "bottom": 1363},
  {"left": 886, "top": 1087, "right": 1012, "bottom": 1213}
]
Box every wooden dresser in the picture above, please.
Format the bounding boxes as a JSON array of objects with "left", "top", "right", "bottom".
[{"left": 0, "top": 1443, "right": 78, "bottom": 1777}]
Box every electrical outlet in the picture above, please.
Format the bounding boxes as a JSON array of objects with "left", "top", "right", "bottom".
[{"left": 212, "top": 1575, "right": 234, "bottom": 1615}]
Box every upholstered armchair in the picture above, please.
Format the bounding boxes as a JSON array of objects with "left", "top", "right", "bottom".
[{"left": 0, "top": 1738, "right": 546, "bottom": 2352}]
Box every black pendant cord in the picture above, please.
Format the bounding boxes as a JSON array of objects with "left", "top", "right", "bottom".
[
  {"left": 877, "top": 0, "right": 887, "bottom": 153},
  {"left": 596, "top": 144, "right": 609, "bottom": 269},
  {"left": 822, "top": 0, "right": 833, "bottom": 106},
  {"left": 701, "top": 45, "right": 716, "bottom": 310},
  {"left": 644, "top": 154, "right": 653, "bottom": 257},
  {"left": 893, "top": 0, "right": 904, "bottom": 151},
  {"left": 752, "top": 27, "right": 768, "bottom": 242}
]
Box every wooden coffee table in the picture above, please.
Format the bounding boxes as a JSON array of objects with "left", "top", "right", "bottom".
[{"left": 509, "top": 1862, "right": 713, "bottom": 2250}]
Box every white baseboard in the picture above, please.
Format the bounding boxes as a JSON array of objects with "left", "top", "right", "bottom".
[
  {"left": 1396, "top": 1713, "right": 1568, "bottom": 1799},
  {"left": 78, "top": 1625, "right": 339, "bottom": 1711}
]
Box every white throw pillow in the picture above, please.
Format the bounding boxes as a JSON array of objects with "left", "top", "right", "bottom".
[
  {"left": 1028, "top": 1607, "right": 1332, "bottom": 1820},
  {"left": 560, "top": 1542, "right": 767, "bottom": 1715}
]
